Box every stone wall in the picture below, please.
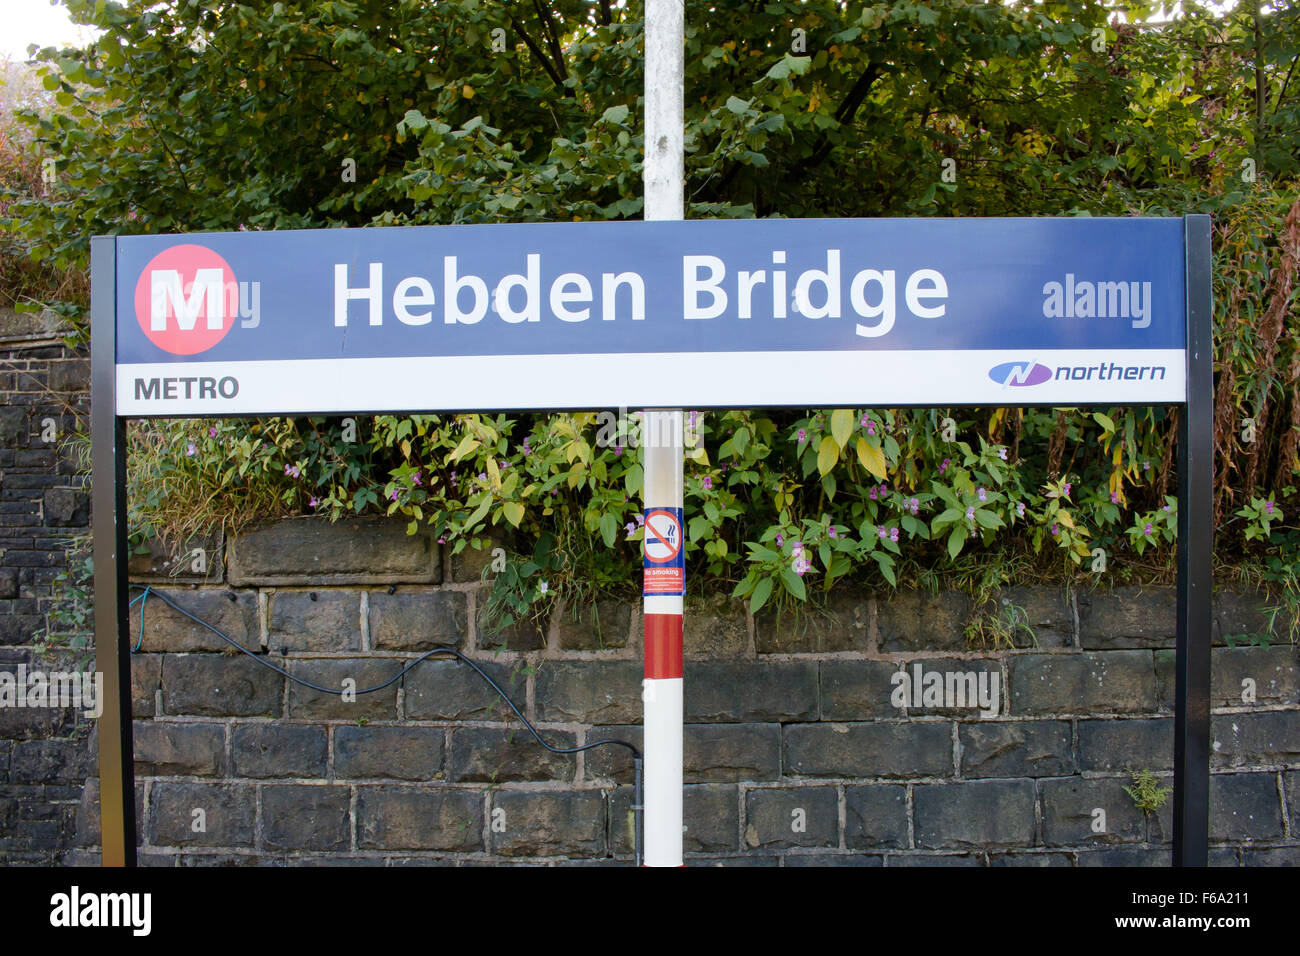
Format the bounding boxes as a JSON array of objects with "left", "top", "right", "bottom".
[
  {"left": 57, "top": 517, "right": 1300, "bottom": 866},
  {"left": 0, "top": 309, "right": 93, "bottom": 863}
]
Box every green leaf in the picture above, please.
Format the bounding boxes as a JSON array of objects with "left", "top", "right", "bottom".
[
  {"left": 947, "top": 526, "right": 966, "bottom": 560},
  {"left": 780, "top": 566, "right": 807, "bottom": 600},
  {"left": 749, "top": 576, "right": 774, "bottom": 614},
  {"left": 624, "top": 463, "right": 643, "bottom": 496},
  {"left": 601, "top": 104, "right": 630, "bottom": 124},
  {"left": 502, "top": 501, "right": 524, "bottom": 527}
]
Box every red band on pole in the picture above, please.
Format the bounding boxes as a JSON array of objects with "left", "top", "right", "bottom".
[{"left": 644, "top": 613, "right": 683, "bottom": 679}]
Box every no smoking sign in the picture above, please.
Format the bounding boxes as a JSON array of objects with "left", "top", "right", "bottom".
[{"left": 642, "top": 507, "right": 684, "bottom": 596}]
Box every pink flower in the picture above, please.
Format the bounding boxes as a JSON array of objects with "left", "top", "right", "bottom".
[
  {"left": 797, "top": 429, "right": 807, "bottom": 443},
  {"left": 977, "top": 488, "right": 987, "bottom": 501},
  {"left": 1051, "top": 523, "right": 1059, "bottom": 535},
  {"left": 939, "top": 458, "right": 950, "bottom": 474},
  {"left": 889, "top": 527, "right": 899, "bottom": 543},
  {"left": 1265, "top": 501, "right": 1275, "bottom": 515},
  {"left": 412, "top": 472, "right": 422, "bottom": 486},
  {"left": 828, "top": 526, "right": 837, "bottom": 538},
  {"left": 208, "top": 426, "right": 217, "bottom": 438},
  {"left": 998, "top": 448, "right": 1007, "bottom": 460},
  {"left": 1111, "top": 491, "right": 1120, "bottom": 504},
  {"left": 1062, "top": 482, "right": 1071, "bottom": 496},
  {"left": 702, "top": 476, "right": 713, "bottom": 490},
  {"left": 615, "top": 445, "right": 624, "bottom": 457},
  {"left": 388, "top": 489, "right": 398, "bottom": 501},
  {"left": 775, "top": 533, "right": 784, "bottom": 547},
  {"left": 1144, "top": 522, "right": 1153, "bottom": 535},
  {"left": 308, "top": 496, "right": 319, "bottom": 508},
  {"left": 186, "top": 442, "right": 197, "bottom": 457},
  {"left": 284, "top": 464, "right": 300, "bottom": 478}
]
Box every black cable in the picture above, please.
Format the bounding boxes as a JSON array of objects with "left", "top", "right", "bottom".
[
  {"left": 128, "top": 584, "right": 640, "bottom": 756},
  {"left": 128, "top": 583, "right": 645, "bottom": 863}
]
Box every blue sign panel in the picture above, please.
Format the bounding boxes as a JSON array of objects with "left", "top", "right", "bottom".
[
  {"left": 113, "top": 218, "right": 1188, "bottom": 414},
  {"left": 642, "top": 506, "right": 685, "bottom": 596}
]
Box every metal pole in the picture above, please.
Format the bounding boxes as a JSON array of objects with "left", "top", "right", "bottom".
[
  {"left": 642, "top": 0, "right": 684, "bottom": 868},
  {"left": 1173, "top": 213, "right": 1213, "bottom": 866},
  {"left": 90, "top": 236, "right": 136, "bottom": 866}
]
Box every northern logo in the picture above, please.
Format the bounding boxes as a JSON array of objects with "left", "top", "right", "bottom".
[
  {"left": 988, "top": 361, "right": 1051, "bottom": 387},
  {"left": 133, "top": 244, "right": 259, "bottom": 355}
]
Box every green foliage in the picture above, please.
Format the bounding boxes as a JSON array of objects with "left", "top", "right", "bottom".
[
  {"left": 36, "top": 534, "right": 94, "bottom": 665},
  {"left": 4, "top": 1, "right": 1300, "bottom": 621},
  {"left": 1123, "top": 769, "right": 1173, "bottom": 816},
  {"left": 964, "top": 601, "right": 1038, "bottom": 651}
]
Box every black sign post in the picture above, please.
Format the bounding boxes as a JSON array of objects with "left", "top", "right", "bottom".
[{"left": 1174, "top": 214, "right": 1214, "bottom": 867}]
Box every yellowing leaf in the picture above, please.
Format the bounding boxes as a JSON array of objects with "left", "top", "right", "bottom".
[
  {"left": 830, "top": 409, "right": 853, "bottom": 449},
  {"left": 462, "top": 84, "right": 475, "bottom": 98},
  {"left": 450, "top": 434, "right": 480, "bottom": 462},
  {"left": 817, "top": 436, "right": 839, "bottom": 475},
  {"left": 502, "top": 501, "right": 524, "bottom": 527},
  {"left": 856, "top": 437, "right": 886, "bottom": 479}
]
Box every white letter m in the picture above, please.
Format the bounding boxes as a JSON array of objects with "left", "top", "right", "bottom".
[{"left": 151, "top": 268, "right": 225, "bottom": 331}]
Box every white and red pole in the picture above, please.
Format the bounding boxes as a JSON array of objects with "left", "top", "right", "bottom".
[{"left": 642, "top": 0, "right": 684, "bottom": 868}]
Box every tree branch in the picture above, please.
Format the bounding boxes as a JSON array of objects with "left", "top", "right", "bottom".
[
  {"left": 508, "top": 14, "right": 566, "bottom": 91},
  {"left": 799, "top": 60, "right": 885, "bottom": 174},
  {"left": 531, "top": 0, "right": 570, "bottom": 87}
]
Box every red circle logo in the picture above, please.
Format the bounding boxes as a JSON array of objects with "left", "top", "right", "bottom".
[{"left": 134, "top": 244, "right": 238, "bottom": 355}]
